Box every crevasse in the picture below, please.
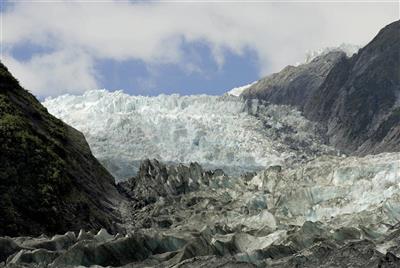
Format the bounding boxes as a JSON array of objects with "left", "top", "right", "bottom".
[{"left": 43, "top": 89, "right": 331, "bottom": 180}]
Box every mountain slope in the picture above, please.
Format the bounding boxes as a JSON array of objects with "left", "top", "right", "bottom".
[
  {"left": 0, "top": 63, "right": 123, "bottom": 236},
  {"left": 242, "top": 20, "right": 400, "bottom": 155},
  {"left": 241, "top": 51, "right": 345, "bottom": 109},
  {"left": 304, "top": 20, "right": 400, "bottom": 154}
]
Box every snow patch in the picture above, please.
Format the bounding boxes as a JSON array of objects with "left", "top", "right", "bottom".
[
  {"left": 304, "top": 43, "right": 361, "bottom": 63},
  {"left": 226, "top": 82, "right": 256, "bottom": 97}
]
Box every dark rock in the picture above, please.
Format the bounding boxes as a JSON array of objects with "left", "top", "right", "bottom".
[
  {"left": 332, "top": 227, "right": 361, "bottom": 242},
  {"left": 284, "top": 221, "right": 328, "bottom": 251},
  {"left": 270, "top": 240, "right": 384, "bottom": 268},
  {"left": 242, "top": 51, "right": 344, "bottom": 109},
  {"left": 379, "top": 252, "right": 400, "bottom": 267},
  {"left": 51, "top": 236, "right": 151, "bottom": 267},
  {"left": 0, "top": 63, "right": 125, "bottom": 237},
  {"left": 260, "top": 244, "right": 296, "bottom": 260},
  {"left": 0, "top": 237, "right": 22, "bottom": 263},
  {"left": 20, "top": 231, "right": 76, "bottom": 251},
  {"left": 171, "top": 255, "right": 258, "bottom": 268},
  {"left": 77, "top": 229, "right": 94, "bottom": 241},
  {"left": 242, "top": 20, "right": 400, "bottom": 155},
  {"left": 50, "top": 232, "right": 188, "bottom": 267},
  {"left": 7, "top": 249, "right": 59, "bottom": 266},
  {"left": 118, "top": 159, "right": 223, "bottom": 203},
  {"left": 305, "top": 20, "right": 400, "bottom": 155}
]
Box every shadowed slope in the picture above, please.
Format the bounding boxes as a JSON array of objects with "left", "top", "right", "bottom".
[
  {"left": 0, "top": 63, "right": 124, "bottom": 236},
  {"left": 243, "top": 20, "right": 400, "bottom": 155}
]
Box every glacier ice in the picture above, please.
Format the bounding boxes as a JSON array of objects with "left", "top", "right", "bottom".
[
  {"left": 304, "top": 43, "right": 361, "bottom": 63},
  {"left": 3, "top": 148, "right": 400, "bottom": 267},
  {"left": 249, "top": 152, "right": 400, "bottom": 229},
  {"left": 225, "top": 82, "right": 256, "bottom": 97},
  {"left": 42, "top": 88, "right": 400, "bottom": 234},
  {"left": 113, "top": 152, "right": 400, "bottom": 266},
  {"left": 126, "top": 152, "right": 400, "bottom": 236},
  {"left": 43, "top": 89, "right": 332, "bottom": 180}
]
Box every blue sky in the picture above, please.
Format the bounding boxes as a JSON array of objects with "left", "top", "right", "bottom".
[
  {"left": 8, "top": 30, "right": 261, "bottom": 96},
  {"left": 93, "top": 44, "right": 260, "bottom": 96},
  {"left": 1, "top": 1, "right": 398, "bottom": 98}
]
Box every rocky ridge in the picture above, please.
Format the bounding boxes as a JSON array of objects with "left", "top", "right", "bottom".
[{"left": 242, "top": 20, "right": 400, "bottom": 156}]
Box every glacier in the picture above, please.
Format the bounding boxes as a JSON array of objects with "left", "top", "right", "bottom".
[
  {"left": 3, "top": 152, "right": 400, "bottom": 267},
  {"left": 304, "top": 43, "right": 361, "bottom": 63},
  {"left": 249, "top": 152, "right": 400, "bottom": 230},
  {"left": 5, "top": 31, "right": 400, "bottom": 267},
  {"left": 16, "top": 83, "right": 400, "bottom": 267},
  {"left": 43, "top": 89, "right": 333, "bottom": 180},
  {"left": 117, "top": 152, "right": 400, "bottom": 259},
  {"left": 226, "top": 81, "right": 256, "bottom": 97}
]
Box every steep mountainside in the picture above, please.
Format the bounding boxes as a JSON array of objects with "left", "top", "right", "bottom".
[
  {"left": 242, "top": 20, "right": 400, "bottom": 155},
  {"left": 242, "top": 51, "right": 345, "bottom": 109},
  {"left": 0, "top": 63, "right": 123, "bottom": 236}
]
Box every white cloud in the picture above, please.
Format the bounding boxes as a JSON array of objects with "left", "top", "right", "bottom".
[
  {"left": 3, "top": 50, "right": 98, "bottom": 98},
  {"left": 2, "top": 1, "right": 398, "bottom": 96}
]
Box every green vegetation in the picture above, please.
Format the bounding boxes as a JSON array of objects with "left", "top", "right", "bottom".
[
  {"left": 0, "top": 67, "right": 72, "bottom": 234},
  {"left": 0, "top": 62, "right": 119, "bottom": 236}
]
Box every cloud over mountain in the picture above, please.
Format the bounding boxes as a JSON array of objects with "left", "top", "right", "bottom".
[{"left": 2, "top": 1, "right": 397, "bottom": 96}]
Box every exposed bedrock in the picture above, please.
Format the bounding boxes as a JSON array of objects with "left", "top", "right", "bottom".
[{"left": 242, "top": 20, "right": 400, "bottom": 156}]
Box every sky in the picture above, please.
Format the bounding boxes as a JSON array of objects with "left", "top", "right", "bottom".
[{"left": 1, "top": 0, "right": 398, "bottom": 98}]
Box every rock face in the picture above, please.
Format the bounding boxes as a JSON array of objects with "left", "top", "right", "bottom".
[
  {"left": 242, "top": 51, "right": 344, "bottom": 110},
  {"left": 1, "top": 154, "right": 400, "bottom": 267},
  {"left": 242, "top": 20, "right": 400, "bottom": 155},
  {"left": 0, "top": 63, "right": 124, "bottom": 237}
]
